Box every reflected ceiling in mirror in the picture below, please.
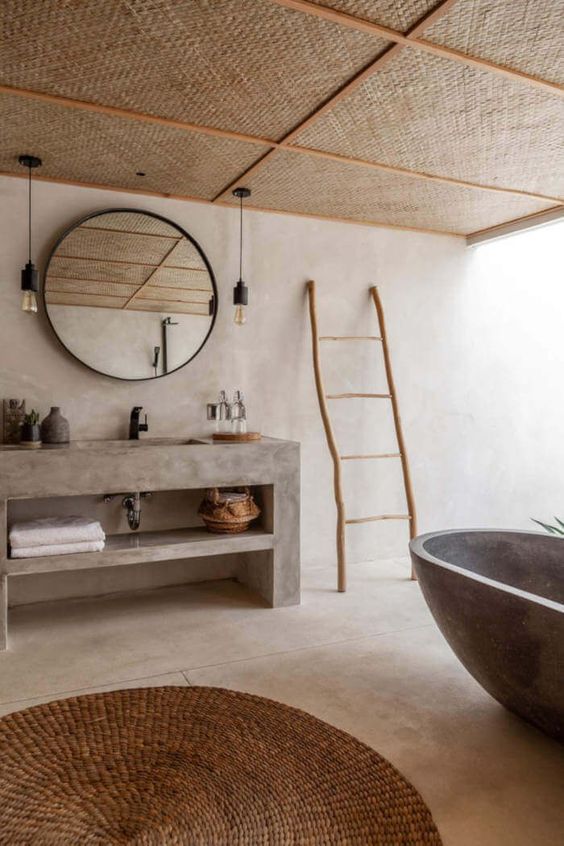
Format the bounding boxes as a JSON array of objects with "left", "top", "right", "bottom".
[{"left": 44, "top": 209, "right": 217, "bottom": 380}]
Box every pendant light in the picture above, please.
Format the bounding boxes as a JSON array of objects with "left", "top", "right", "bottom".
[
  {"left": 232, "top": 187, "right": 251, "bottom": 326},
  {"left": 19, "top": 154, "right": 42, "bottom": 314}
]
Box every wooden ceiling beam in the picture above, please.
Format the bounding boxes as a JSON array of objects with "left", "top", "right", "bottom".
[
  {"left": 4, "top": 35, "right": 561, "bottom": 207},
  {"left": 123, "top": 239, "right": 183, "bottom": 309},
  {"left": 267, "top": 0, "right": 563, "bottom": 96},
  {"left": 0, "top": 170, "right": 464, "bottom": 238},
  {"left": 211, "top": 0, "right": 460, "bottom": 202},
  {"left": 466, "top": 205, "right": 564, "bottom": 246},
  {"left": 0, "top": 84, "right": 274, "bottom": 149},
  {"left": 211, "top": 0, "right": 564, "bottom": 206},
  {"left": 285, "top": 145, "right": 562, "bottom": 204}
]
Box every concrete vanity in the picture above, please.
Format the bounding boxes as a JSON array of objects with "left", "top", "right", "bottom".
[{"left": 0, "top": 436, "right": 300, "bottom": 650}]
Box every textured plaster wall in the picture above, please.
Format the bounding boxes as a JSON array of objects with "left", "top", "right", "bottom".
[{"left": 1, "top": 175, "right": 560, "bottom": 604}]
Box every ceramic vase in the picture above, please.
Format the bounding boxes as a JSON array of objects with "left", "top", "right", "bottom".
[{"left": 40, "top": 407, "right": 70, "bottom": 444}]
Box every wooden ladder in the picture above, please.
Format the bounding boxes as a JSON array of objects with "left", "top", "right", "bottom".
[{"left": 307, "top": 280, "right": 417, "bottom": 591}]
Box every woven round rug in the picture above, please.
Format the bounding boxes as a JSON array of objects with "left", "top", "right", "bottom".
[{"left": 0, "top": 686, "right": 441, "bottom": 845}]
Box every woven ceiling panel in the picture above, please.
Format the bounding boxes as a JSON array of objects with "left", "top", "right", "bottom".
[
  {"left": 425, "top": 0, "right": 564, "bottom": 85},
  {"left": 47, "top": 257, "right": 151, "bottom": 286},
  {"left": 59, "top": 228, "right": 178, "bottom": 266},
  {"left": 44, "top": 278, "right": 139, "bottom": 300},
  {"left": 133, "top": 300, "right": 210, "bottom": 315},
  {"left": 0, "top": 92, "right": 269, "bottom": 200},
  {"left": 45, "top": 293, "right": 130, "bottom": 310},
  {"left": 164, "top": 239, "right": 208, "bottom": 270},
  {"left": 136, "top": 288, "right": 211, "bottom": 304},
  {"left": 1, "top": 0, "right": 390, "bottom": 139},
  {"left": 148, "top": 267, "right": 212, "bottom": 290},
  {"left": 229, "top": 150, "right": 555, "bottom": 234},
  {"left": 307, "top": 0, "right": 438, "bottom": 32},
  {"left": 292, "top": 49, "right": 564, "bottom": 199},
  {"left": 44, "top": 212, "right": 214, "bottom": 312},
  {"left": 45, "top": 288, "right": 211, "bottom": 314},
  {"left": 81, "top": 212, "right": 179, "bottom": 237}
]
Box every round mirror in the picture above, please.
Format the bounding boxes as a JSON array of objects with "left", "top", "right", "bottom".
[{"left": 43, "top": 209, "right": 217, "bottom": 380}]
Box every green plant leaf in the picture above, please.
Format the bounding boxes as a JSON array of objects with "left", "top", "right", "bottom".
[{"left": 531, "top": 518, "right": 564, "bottom": 536}]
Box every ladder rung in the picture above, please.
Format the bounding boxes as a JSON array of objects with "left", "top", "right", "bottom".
[
  {"left": 319, "top": 336, "right": 382, "bottom": 341},
  {"left": 325, "top": 393, "right": 391, "bottom": 399},
  {"left": 346, "top": 514, "right": 411, "bottom": 525},
  {"left": 340, "top": 453, "right": 401, "bottom": 460}
]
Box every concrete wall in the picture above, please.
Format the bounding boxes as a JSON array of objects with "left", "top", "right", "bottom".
[{"left": 1, "top": 174, "right": 562, "bottom": 604}]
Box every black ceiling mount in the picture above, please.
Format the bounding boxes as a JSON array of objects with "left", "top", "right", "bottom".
[
  {"left": 18, "top": 154, "right": 42, "bottom": 169},
  {"left": 232, "top": 187, "right": 251, "bottom": 199}
]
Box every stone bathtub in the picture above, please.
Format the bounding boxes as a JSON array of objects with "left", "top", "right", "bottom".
[{"left": 410, "top": 529, "right": 564, "bottom": 742}]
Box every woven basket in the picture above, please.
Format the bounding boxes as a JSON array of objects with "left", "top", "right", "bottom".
[{"left": 198, "top": 487, "right": 260, "bottom": 534}]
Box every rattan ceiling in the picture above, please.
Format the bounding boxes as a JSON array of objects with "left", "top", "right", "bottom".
[
  {"left": 1, "top": 0, "right": 562, "bottom": 237},
  {"left": 291, "top": 48, "right": 564, "bottom": 199},
  {"left": 224, "top": 149, "right": 555, "bottom": 234},
  {"left": 1, "top": 0, "right": 389, "bottom": 139},
  {"left": 425, "top": 0, "right": 564, "bottom": 85},
  {"left": 0, "top": 93, "right": 268, "bottom": 200},
  {"left": 45, "top": 212, "right": 213, "bottom": 314},
  {"left": 307, "top": 0, "right": 439, "bottom": 31}
]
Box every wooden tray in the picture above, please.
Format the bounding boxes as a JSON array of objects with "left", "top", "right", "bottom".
[{"left": 212, "top": 432, "right": 261, "bottom": 442}]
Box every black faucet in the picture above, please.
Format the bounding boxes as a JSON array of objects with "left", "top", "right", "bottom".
[{"left": 129, "top": 406, "right": 148, "bottom": 440}]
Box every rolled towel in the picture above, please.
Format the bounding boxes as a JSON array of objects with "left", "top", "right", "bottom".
[
  {"left": 9, "top": 517, "right": 105, "bottom": 550},
  {"left": 10, "top": 540, "right": 105, "bottom": 559}
]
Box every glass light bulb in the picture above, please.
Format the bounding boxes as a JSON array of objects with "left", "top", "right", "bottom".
[
  {"left": 21, "top": 290, "right": 38, "bottom": 314},
  {"left": 234, "top": 304, "right": 246, "bottom": 325}
]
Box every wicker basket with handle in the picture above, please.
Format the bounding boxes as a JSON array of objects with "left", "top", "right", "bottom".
[{"left": 198, "top": 487, "right": 261, "bottom": 534}]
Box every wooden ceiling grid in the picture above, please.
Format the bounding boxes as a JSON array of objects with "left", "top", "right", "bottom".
[
  {"left": 1, "top": 0, "right": 562, "bottom": 237},
  {"left": 45, "top": 214, "right": 213, "bottom": 314}
]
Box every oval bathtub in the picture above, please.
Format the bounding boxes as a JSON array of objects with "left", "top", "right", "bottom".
[{"left": 409, "top": 529, "right": 564, "bottom": 742}]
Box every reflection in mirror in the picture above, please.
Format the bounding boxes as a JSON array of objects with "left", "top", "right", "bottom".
[{"left": 44, "top": 210, "right": 217, "bottom": 380}]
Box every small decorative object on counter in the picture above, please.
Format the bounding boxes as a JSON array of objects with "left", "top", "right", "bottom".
[
  {"left": 198, "top": 487, "right": 260, "bottom": 534},
  {"left": 231, "top": 390, "right": 247, "bottom": 434},
  {"left": 207, "top": 390, "right": 232, "bottom": 433},
  {"left": 212, "top": 431, "right": 261, "bottom": 441},
  {"left": 40, "top": 406, "right": 70, "bottom": 444},
  {"left": 3, "top": 399, "right": 26, "bottom": 444},
  {"left": 20, "top": 409, "right": 41, "bottom": 449}
]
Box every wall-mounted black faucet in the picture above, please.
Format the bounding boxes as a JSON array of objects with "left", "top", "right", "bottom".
[{"left": 129, "top": 406, "right": 149, "bottom": 440}]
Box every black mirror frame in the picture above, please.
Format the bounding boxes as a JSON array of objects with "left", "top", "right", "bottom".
[{"left": 42, "top": 208, "right": 218, "bottom": 382}]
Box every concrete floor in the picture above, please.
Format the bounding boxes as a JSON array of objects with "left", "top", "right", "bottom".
[{"left": 1, "top": 559, "right": 563, "bottom": 845}]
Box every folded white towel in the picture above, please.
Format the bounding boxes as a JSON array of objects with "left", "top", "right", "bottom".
[
  {"left": 10, "top": 540, "right": 105, "bottom": 559},
  {"left": 9, "top": 517, "right": 105, "bottom": 549}
]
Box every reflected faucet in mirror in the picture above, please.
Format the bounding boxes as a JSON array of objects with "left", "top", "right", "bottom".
[
  {"left": 129, "top": 406, "right": 149, "bottom": 440},
  {"left": 152, "top": 346, "right": 160, "bottom": 377}
]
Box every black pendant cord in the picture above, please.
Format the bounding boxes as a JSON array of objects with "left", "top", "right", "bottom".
[
  {"left": 28, "top": 163, "right": 32, "bottom": 264},
  {"left": 239, "top": 192, "right": 243, "bottom": 282}
]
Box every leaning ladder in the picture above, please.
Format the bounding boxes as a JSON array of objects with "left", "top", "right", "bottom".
[{"left": 307, "top": 280, "right": 417, "bottom": 591}]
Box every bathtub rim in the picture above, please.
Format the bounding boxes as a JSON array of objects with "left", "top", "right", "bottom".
[{"left": 410, "top": 528, "right": 564, "bottom": 614}]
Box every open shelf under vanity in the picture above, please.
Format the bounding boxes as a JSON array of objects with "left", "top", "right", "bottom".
[
  {"left": 0, "top": 436, "right": 300, "bottom": 649},
  {"left": 5, "top": 525, "right": 274, "bottom": 576}
]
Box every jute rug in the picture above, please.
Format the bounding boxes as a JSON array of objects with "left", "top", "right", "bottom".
[{"left": 0, "top": 686, "right": 442, "bottom": 845}]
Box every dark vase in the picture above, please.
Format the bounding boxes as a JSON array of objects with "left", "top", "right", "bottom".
[
  {"left": 20, "top": 423, "right": 41, "bottom": 448},
  {"left": 40, "top": 407, "right": 70, "bottom": 444}
]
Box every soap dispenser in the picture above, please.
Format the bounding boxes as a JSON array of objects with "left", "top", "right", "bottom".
[
  {"left": 207, "top": 390, "right": 232, "bottom": 433},
  {"left": 231, "top": 390, "right": 247, "bottom": 434}
]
